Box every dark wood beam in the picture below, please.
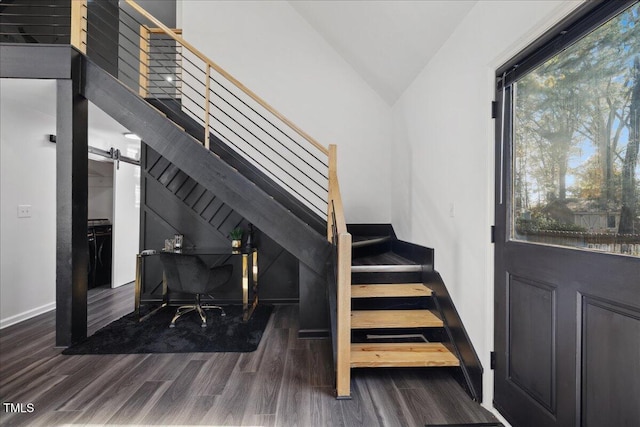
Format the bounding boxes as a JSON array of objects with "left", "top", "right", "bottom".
[{"left": 56, "top": 50, "right": 88, "bottom": 346}]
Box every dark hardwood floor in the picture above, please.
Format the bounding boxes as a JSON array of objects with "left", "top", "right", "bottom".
[{"left": 0, "top": 283, "right": 498, "bottom": 426}]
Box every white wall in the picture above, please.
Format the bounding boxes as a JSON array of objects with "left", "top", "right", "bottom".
[
  {"left": 0, "top": 79, "right": 57, "bottom": 328},
  {"left": 0, "top": 83, "right": 142, "bottom": 327},
  {"left": 180, "top": 0, "right": 392, "bottom": 223},
  {"left": 391, "top": 0, "right": 583, "bottom": 413}
]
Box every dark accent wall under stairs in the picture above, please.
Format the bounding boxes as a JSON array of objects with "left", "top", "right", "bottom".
[
  {"left": 140, "top": 144, "right": 299, "bottom": 303},
  {"left": 146, "top": 98, "right": 327, "bottom": 235}
]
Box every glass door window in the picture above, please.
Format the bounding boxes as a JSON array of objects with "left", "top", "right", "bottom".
[{"left": 512, "top": 3, "right": 639, "bottom": 256}]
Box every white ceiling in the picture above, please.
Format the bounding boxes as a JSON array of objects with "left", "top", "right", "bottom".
[{"left": 289, "top": 0, "right": 477, "bottom": 105}]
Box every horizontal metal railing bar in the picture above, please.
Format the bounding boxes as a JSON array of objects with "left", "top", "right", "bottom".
[
  {"left": 124, "top": 0, "right": 329, "bottom": 157},
  {"left": 210, "top": 115, "right": 328, "bottom": 216},
  {"left": 0, "top": 32, "right": 69, "bottom": 37},
  {"left": 86, "top": 7, "right": 203, "bottom": 101},
  {"left": 211, "top": 75, "right": 329, "bottom": 169},
  {"left": 0, "top": 11, "right": 71, "bottom": 18},
  {"left": 213, "top": 105, "right": 325, "bottom": 210},
  {"left": 209, "top": 81, "right": 328, "bottom": 182},
  {"left": 0, "top": 12, "right": 71, "bottom": 19},
  {"left": 0, "top": 3, "right": 71, "bottom": 7},
  {"left": 0, "top": 22, "right": 71, "bottom": 27},
  {"left": 117, "top": 2, "right": 330, "bottom": 182},
  {"left": 109, "top": 4, "right": 210, "bottom": 90},
  {"left": 91, "top": 43, "right": 201, "bottom": 115},
  {"left": 209, "top": 76, "right": 329, "bottom": 173},
  {"left": 207, "top": 108, "right": 329, "bottom": 203}
]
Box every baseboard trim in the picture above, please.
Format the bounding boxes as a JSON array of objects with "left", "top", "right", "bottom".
[
  {"left": 0, "top": 301, "right": 56, "bottom": 329},
  {"left": 298, "top": 328, "right": 330, "bottom": 339}
]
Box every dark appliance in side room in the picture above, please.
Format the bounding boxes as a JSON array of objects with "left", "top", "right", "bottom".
[{"left": 88, "top": 219, "right": 112, "bottom": 289}]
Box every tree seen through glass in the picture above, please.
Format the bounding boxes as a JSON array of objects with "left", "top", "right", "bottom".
[{"left": 513, "top": 4, "right": 640, "bottom": 256}]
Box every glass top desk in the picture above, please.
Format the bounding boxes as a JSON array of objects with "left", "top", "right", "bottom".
[{"left": 134, "top": 247, "right": 258, "bottom": 322}]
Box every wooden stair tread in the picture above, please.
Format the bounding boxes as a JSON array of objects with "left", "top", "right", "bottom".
[
  {"left": 352, "top": 283, "right": 433, "bottom": 298},
  {"left": 350, "top": 342, "right": 459, "bottom": 368},
  {"left": 351, "top": 310, "right": 442, "bottom": 329}
]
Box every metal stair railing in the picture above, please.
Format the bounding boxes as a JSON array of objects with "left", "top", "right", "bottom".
[{"left": 71, "top": 0, "right": 329, "bottom": 219}]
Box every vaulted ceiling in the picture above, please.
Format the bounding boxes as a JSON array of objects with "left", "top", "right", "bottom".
[{"left": 289, "top": 0, "right": 478, "bottom": 105}]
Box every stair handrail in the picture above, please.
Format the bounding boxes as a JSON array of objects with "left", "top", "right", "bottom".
[
  {"left": 328, "top": 144, "right": 352, "bottom": 398},
  {"left": 123, "top": 0, "right": 329, "bottom": 157}
]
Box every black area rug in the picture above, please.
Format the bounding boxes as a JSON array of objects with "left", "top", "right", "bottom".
[{"left": 62, "top": 304, "right": 272, "bottom": 355}]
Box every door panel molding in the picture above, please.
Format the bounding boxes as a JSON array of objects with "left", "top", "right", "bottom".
[
  {"left": 579, "top": 295, "right": 640, "bottom": 427},
  {"left": 507, "top": 275, "right": 557, "bottom": 414}
]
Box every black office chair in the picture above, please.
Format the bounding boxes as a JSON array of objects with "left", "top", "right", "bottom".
[{"left": 159, "top": 253, "right": 233, "bottom": 328}]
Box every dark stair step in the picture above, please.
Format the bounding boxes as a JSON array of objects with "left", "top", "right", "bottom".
[{"left": 351, "top": 235, "right": 392, "bottom": 249}]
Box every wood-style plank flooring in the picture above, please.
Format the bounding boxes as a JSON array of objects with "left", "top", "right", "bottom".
[{"left": 0, "top": 284, "right": 498, "bottom": 426}]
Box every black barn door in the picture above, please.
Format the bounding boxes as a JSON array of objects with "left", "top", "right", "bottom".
[{"left": 494, "top": 2, "right": 640, "bottom": 426}]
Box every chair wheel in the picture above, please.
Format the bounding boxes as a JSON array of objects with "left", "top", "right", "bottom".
[
  {"left": 201, "top": 324, "right": 207, "bottom": 328},
  {"left": 221, "top": 313, "right": 226, "bottom": 317},
  {"left": 169, "top": 324, "right": 176, "bottom": 328}
]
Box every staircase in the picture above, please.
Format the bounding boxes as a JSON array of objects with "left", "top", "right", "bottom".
[
  {"left": 349, "top": 224, "right": 457, "bottom": 369},
  {"left": 329, "top": 224, "right": 483, "bottom": 400},
  {"left": 0, "top": 0, "right": 483, "bottom": 402}
]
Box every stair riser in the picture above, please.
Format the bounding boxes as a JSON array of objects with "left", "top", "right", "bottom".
[
  {"left": 351, "top": 297, "right": 434, "bottom": 311},
  {"left": 351, "top": 328, "right": 448, "bottom": 344},
  {"left": 347, "top": 224, "right": 396, "bottom": 238},
  {"left": 352, "top": 271, "right": 423, "bottom": 284},
  {"left": 352, "top": 241, "right": 393, "bottom": 259}
]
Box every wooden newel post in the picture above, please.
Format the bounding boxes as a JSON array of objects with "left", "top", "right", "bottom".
[
  {"left": 139, "top": 25, "right": 150, "bottom": 98},
  {"left": 70, "top": 0, "right": 87, "bottom": 54}
]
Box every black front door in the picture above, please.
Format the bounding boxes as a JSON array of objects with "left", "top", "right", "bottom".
[{"left": 494, "top": 2, "right": 640, "bottom": 426}]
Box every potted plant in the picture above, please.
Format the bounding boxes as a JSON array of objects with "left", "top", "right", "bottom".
[{"left": 229, "top": 227, "right": 243, "bottom": 250}]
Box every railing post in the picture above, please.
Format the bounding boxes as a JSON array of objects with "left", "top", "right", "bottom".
[
  {"left": 336, "top": 231, "right": 352, "bottom": 398},
  {"left": 70, "top": 0, "right": 87, "bottom": 54},
  {"left": 328, "top": 144, "right": 337, "bottom": 241},
  {"left": 139, "top": 25, "right": 150, "bottom": 98},
  {"left": 204, "top": 64, "right": 211, "bottom": 149}
]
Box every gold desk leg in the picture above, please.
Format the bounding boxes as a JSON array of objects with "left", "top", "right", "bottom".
[
  {"left": 252, "top": 249, "right": 258, "bottom": 313},
  {"left": 243, "top": 249, "right": 259, "bottom": 322},
  {"left": 138, "top": 261, "right": 169, "bottom": 322},
  {"left": 134, "top": 254, "right": 142, "bottom": 316},
  {"left": 242, "top": 253, "right": 249, "bottom": 321}
]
